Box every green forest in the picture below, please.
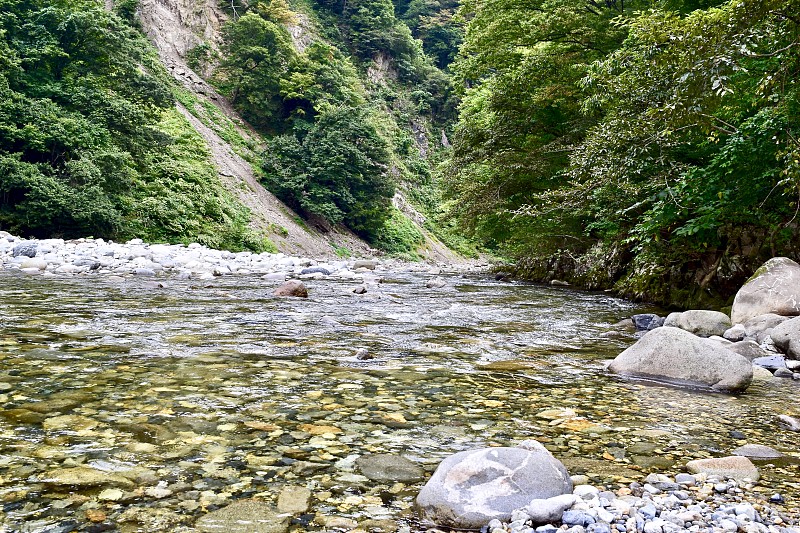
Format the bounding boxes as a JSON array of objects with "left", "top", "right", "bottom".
[
  {"left": 447, "top": 0, "right": 800, "bottom": 306},
  {"left": 1, "top": 0, "right": 798, "bottom": 306}
]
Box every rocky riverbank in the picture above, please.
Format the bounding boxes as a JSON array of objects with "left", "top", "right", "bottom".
[
  {"left": 606, "top": 257, "right": 800, "bottom": 392},
  {"left": 0, "top": 232, "right": 465, "bottom": 282},
  {"left": 484, "top": 471, "right": 799, "bottom": 533},
  {"left": 415, "top": 440, "right": 799, "bottom": 533}
]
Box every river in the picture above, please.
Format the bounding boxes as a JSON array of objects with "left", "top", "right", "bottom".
[{"left": 0, "top": 270, "right": 797, "bottom": 532}]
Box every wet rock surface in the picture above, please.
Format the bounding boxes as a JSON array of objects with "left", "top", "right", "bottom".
[
  {"left": 416, "top": 441, "right": 573, "bottom": 529},
  {"left": 607, "top": 327, "right": 753, "bottom": 392}
]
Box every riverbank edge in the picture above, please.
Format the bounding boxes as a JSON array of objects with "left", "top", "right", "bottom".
[{"left": 504, "top": 251, "right": 727, "bottom": 311}]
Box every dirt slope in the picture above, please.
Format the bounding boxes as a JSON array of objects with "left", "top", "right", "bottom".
[{"left": 135, "top": 0, "right": 461, "bottom": 262}]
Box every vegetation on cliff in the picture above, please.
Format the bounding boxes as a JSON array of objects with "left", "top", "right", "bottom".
[
  {"left": 0, "top": 0, "right": 465, "bottom": 256},
  {"left": 0, "top": 0, "right": 269, "bottom": 250},
  {"left": 209, "top": 0, "right": 464, "bottom": 253}
]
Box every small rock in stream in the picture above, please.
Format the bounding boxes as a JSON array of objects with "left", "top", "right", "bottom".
[
  {"left": 195, "top": 500, "right": 290, "bottom": 533},
  {"left": 426, "top": 277, "right": 447, "bottom": 289},
  {"left": 356, "top": 454, "right": 424, "bottom": 483},
  {"left": 777, "top": 415, "right": 800, "bottom": 431},
  {"left": 274, "top": 280, "right": 308, "bottom": 298},
  {"left": 631, "top": 314, "right": 664, "bottom": 331},
  {"left": 732, "top": 444, "right": 783, "bottom": 459}
]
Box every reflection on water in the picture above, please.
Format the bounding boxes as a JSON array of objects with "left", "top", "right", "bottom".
[{"left": 0, "top": 271, "right": 798, "bottom": 531}]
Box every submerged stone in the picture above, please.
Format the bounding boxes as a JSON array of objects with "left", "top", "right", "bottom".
[
  {"left": 195, "top": 500, "right": 290, "bottom": 533},
  {"left": 37, "top": 467, "right": 135, "bottom": 488},
  {"left": 732, "top": 444, "right": 783, "bottom": 460},
  {"left": 277, "top": 485, "right": 312, "bottom": 514},
  {"left": 42, "top": 414, "right": 99, "bottom": 432},
  {"left": 685, "top": 456, "right": 759, "bottom": 482},
  {"left": 356, "top": 454, "right": 425, "bottom": 483}
]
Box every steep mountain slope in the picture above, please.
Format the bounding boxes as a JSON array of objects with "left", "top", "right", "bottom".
[
  {"left": 137, "top": 0, "right": 375, "bottom": 257},
  {"left": 135, "top": 0, "right": 462, "bottom": 261}
]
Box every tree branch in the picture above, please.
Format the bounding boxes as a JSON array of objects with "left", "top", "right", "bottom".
[
  {"left": 742, "top": 40, "right": 800, "bottom": 58},
  {"left": 772, "top": 10, "right": 800, "bottom": 25},
  {"left": 699, "top": 113, "right": 739, "bottom": 135}
]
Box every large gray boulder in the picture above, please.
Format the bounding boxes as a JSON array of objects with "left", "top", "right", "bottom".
[
  {"left": 743, "top": 313, "right": 791, "bottom": 343},
  {"left": 663, "top": 310, "right": 731, "bottom": 337},
  {"left": 726, "top": 340, "right": 771, "bottom": 361},
  {"left": 731, "top": 258, "right": 800, "bottom": 324},
  {"left": 770, "top": 316, "right": 800, "bottom": 359},
  {"left": 607, "top": 327, "right": 753, "bottom": 392},
  {"left": 416, "top": 440, "right": 572, "bottom": 530}
]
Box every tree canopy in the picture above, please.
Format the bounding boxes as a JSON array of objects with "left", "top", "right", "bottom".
[
  {"left": 0, "top": 0, "right": 264, "bottom": 250},
  {"left": 445, "top": 0, "right": 800, "bottom": 305}
]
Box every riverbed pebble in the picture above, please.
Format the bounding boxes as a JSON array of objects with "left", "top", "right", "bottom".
[{"left": 485, "top": 474, "right": 798, "bottom": 533}]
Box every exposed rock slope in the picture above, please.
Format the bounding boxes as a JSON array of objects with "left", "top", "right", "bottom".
[{"left": 134, "top": 0, "right": 460, "bottom": 261}]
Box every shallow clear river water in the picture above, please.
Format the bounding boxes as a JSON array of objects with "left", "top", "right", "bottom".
[{"left": 0, "top": 270, "right": 798, "bottom": 532}]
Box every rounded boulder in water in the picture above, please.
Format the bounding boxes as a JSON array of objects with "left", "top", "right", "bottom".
[
  {"left": 273, "top": 280, "right": 308, "bottom": 298},
  {"left": 731, "top": 257, "right": 800, "bottom": 324},
  {"left": 416, "top": 440, "right": 572, "bottom": 530},
  {"left": 607, "top": 327, "right": 753, "bottom": 392}
]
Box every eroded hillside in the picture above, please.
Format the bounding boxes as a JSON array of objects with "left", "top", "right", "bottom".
[{"left": 135, "top": 0, "right": 462, "bottom": 261}]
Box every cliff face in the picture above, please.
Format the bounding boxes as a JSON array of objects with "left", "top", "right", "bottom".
[
  {"left": 138, "top": 0, "right": 223, "bottom": 62},
  {"left": 133, "top": 0, "right": 462, "bottom": 262},
  {"left": 134, "top": 0, "right": 377, "bottom": 258}
]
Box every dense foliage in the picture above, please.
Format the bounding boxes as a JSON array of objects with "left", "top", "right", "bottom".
[
  {"left": 214, "top": 0, "right": 461, "bottom": 249},
  {"left": 0, "top": 0, "right": 266, "bottom": 250},
  {"left": 262, "top": 105, "right": 394, "bottom": 236},
  {"left": 446, "top": 0, "right": 800, "bottom": 305}
]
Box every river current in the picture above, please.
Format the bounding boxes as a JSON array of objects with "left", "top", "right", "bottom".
[{"left": 0, "top": 270, "right": 797, "bottom": 531}]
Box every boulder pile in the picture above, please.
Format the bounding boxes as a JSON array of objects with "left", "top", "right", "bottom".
[
  {"left": 417, "top": 441, "right": 798, "bottom": 533},
  {"left": 609, "top": 257, "right": 800, "bottom": 392}
]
